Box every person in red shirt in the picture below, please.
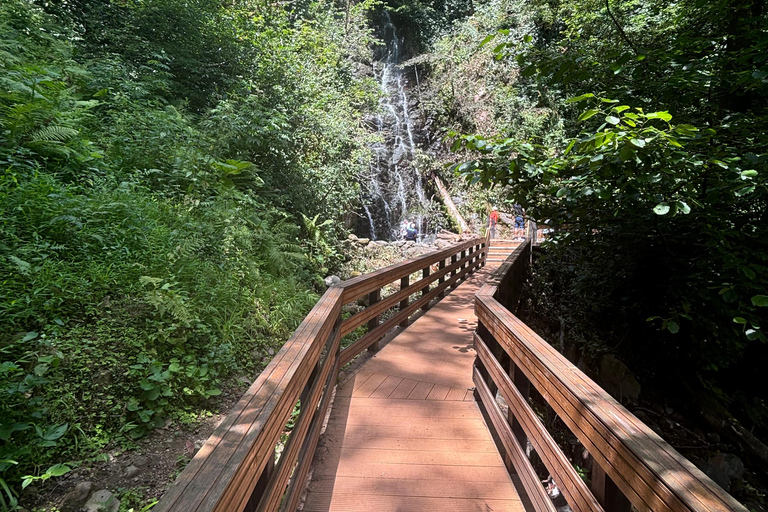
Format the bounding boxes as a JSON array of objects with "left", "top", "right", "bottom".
[{"left": 489, "top": 207, "right": 499, "bottom": 239}]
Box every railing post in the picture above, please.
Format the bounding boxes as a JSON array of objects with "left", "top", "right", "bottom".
[
  {"left": 451, "top": 254, "right": 457, "bottom": 280},
  {"left": 461, "top": 249, "right": 467, "bottom": 275},
  {"left": 367, "top": 288, "right": 382, "bottom": 353},
  {"left": 438, "top": 259, "right": 446, "bottom": 298},
  {"left": 509, "top": 362, "right": 530, "bottom": 448},
  {"left": 421, "top": 266, "right": 431, "bottom": 311},
  {"left": 245, "top": 455, "right": 275, "bottom": 512},
  {"left": 591, "top": 458, "right": 632, "bottom": 512},
  {"left": 399, "top": 277, "right": 409, "bottom": 328},
  {"left": 473, "top": 322, "right": 498, "bottom": 400}
]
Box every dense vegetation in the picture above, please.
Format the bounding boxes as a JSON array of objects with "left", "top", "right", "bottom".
[
  {"left": 0, "top": 0, "right": 378, "bottom": 506},
  {"left": 410, "top": 0, "right": 767, "bottom": 471},
  {"left": 3, "top": 0, "right": 766, "bottom": 507}
]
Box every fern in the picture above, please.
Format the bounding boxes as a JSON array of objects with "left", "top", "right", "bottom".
[{"left": 29, "top": 126, "right": 79, "bottom": 144}]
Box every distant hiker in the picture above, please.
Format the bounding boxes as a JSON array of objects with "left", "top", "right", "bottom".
[
  {"left": 405, "top": 222, "right": 418, "bottom": 241},
  {"left": 489, "top": 207, "right": 499, "bottom": 239},
  {"left": 513, "top": 204, "right": 525, "bottom": 240},
  {"left": 400, "top": 219, "right": 409, "bottom": 239}
]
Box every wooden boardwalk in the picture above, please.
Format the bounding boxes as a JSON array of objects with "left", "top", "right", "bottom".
[{"left": 302, "top": 267, "right": 525, "bottom": 512}]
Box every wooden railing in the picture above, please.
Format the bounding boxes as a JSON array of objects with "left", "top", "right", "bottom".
[
  {"left": 154, "top": 236, "right": 487, "bottom": 512},
  {"left": 473, "top": 238, "right": 748, "bottom": 512}
]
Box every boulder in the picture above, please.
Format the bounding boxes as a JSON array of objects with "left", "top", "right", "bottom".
[
  {"left": 84, "top": 489, "right": 120, "bottom": 512},
  {"left": 324, "top": 275, "right": 342, "bottom": 287},
  {"left": 357, "top": 238, "right": 370, "bottom": 246},
  {"left": 60, "top": 481, "right": 93, "bottom": 512},
  {"left": 599, "top": 355, "right": 641, "bottom": 402},
  {"left": 123, "top": 465, "right": 140, "bottom": 478},
  {"left": 347, "top": 233, "right": 358, "bottom": 241}
]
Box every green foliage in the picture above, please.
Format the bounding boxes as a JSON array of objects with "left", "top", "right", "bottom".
[
  {"left": 440, "top": 0, "right": 768, "bottom": 438},
  {"left": 0, "top": 0, "right": 380, "bottom": 502}
]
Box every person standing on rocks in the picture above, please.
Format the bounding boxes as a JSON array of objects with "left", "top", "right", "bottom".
[
  {"left": 405, "top": 222, "right": 418, "bottom": 241},
  {"left": 488, "top": 207, "right": 499, "bottom": 239}
]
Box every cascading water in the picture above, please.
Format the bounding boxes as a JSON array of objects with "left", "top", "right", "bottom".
[{"left": 360, "top": 12, "right": 430, "bottom": 241}]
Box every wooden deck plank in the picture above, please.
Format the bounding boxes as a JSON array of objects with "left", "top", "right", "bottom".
[
  {"left": 368, "top": 375, "right": 402, "bottom": 399},
  {"left": 308, "top": 476, "right": 519, "bottom": 499},
  {"left": 303, "top": 494, "right": 523, "bottom": 512},
  {"left": 303, "top": 268, "right": 523, "bottom": 512},
  {"left": 406, "top": 380, "right": 434, "bottom": 400},
  {"left": 445, "top": 386, "right": 468, "bottom": 401},
  {"left": 387, "top": 378, "right": 419, "bottom": 399}
]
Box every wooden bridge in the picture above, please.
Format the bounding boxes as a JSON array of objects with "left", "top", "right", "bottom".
[{"left": 155, "top": 236, "right": 748, "bottom": 512}]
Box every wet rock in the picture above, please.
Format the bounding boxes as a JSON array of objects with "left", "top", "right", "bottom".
[
  {"left": 60, "top": 481, "right": 93, "bottom": 512},
  {"left": 347, "top": 233, "right": 358, "bottom": 241},
  {"left": 84, "top": 489, "right": 120, "bottom": 512},
  {"left": 123, "top": 465, "right": 140, "bottom": 478},
  {"left": 324, "top": 275, "right": 341, "bottom": 287},
  {"left": 373, "top": 240, "right": 388, "bottom": 246},
  {"left": 132, "top": 455, "right": 148, "bottom": 468},
  {"left": 599, "top": 355, "right": 641, "bottom": 402},
  {"left": 357, "top": 238, "right": 370, "bottom": 246}
]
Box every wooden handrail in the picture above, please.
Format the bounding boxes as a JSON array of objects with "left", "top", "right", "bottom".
[
  {"left": 154, "top": 236, "right": 487, "bottom": 512},
  {"left": 473, "top": 239, "right": 748, "bottom": 512}
]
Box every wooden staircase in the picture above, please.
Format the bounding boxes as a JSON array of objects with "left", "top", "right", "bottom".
[{"left": 486, "top": 239, "right": 521, "bottom": 264}]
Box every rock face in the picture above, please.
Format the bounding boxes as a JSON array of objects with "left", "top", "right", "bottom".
[{"left": 598, "top": 355, "right": 641, "bottom": 402}]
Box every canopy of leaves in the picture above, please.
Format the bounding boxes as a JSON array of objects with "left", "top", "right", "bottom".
[{"left": 440, "top": 0, "right": 767, "bottom": 439}]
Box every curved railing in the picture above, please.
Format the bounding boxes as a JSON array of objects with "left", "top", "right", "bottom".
[
  {"left": 473, "top": 239, "right": 747, "bottom": 512},
  {"left": 154, "top": 237, "right": 487, "bottom": 512}
]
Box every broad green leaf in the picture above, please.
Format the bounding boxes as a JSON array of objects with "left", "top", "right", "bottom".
[
  {"left": 667, "top": 321, "right": 679, "bottom": 334},
  {"left": 646, "top": 111, "right": 673, "bottom": 122},
  {"left": 629, "top": 138, "right": 646, "bottom": 148},
  {"left": 676, "top": 201, "right": 691, "bottom": 214},
  {"left": 567, "top": 93, "right": 595, "bottom": 103},
  {"left": 479, "top": 34, "right": 495, "bottom": 47},
  {"left": 733, "top": 317, "right": 747, "bottom": 324},
  {"left": 653, "top": 203, "right": 670, "bottom": 215},
  {"left": 47, "top": 464, "right": 71, "bottom": 477},
  {"left": 752, "top": 295, "right": 768, "bottom": 307},
  {"left": 556, "top": 187, "right": 568, "bottom": 197},
  {"left": 578, "top": 109, "right": 600, "bottom": 121},
  {"left": 605, "top": 115, "right": 621, "bottom": 125},
  {"left": 741, "top": 170, "right": 758, "bottom": 178}
]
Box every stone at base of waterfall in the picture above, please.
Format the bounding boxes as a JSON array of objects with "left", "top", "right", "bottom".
[
  {"left": 324, "top": 275, "right": 341, "bottom": 287},
  {"left": 599, "top": 355, "right": 641, "bottom": 402},
  {"left": 347, "top": 233, "right": 359, "bottom": 241},
  {"left": 84, "top": 490, "right": 119, "bottom": 512},
  {"left": 406, "top": 246, "right": 430, "bottom": 258},
  {"left": 391, "top": 240, "right": 407, "bottom": 247},
  {"left": 357, "top": 238, "right": 370, "bottom": 246},
  {"left": 373, "top": 240, "right": 389, "bottom": 246}
]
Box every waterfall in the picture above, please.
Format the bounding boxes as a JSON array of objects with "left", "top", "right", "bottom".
[{"left": 360, "top": 12, "right": 430, "bottom": 241}]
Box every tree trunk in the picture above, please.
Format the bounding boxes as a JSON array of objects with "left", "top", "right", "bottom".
[{"left": 432, "top": 172, "right": 469, "bottom": 233}]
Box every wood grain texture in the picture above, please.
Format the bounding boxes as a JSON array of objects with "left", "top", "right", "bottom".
[
  {"left": 474, "top": 239, "right": 748, "bottom": 512},
  {"left": 303, "top": 268, "right": 523, "bottom": 512}
]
